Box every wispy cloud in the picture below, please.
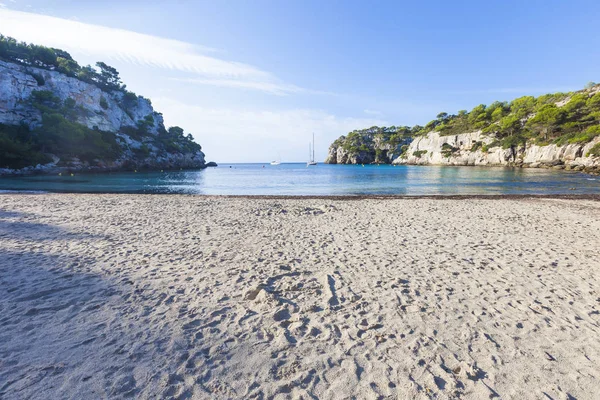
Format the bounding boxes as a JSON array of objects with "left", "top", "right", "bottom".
[
  {"left": 169, "top": 78, "right": 304, "bottom": 96},
  {"left": 170, "top": 78, "right": 337, "bottom": 97},
  {"left": 0, "top": 9, "right": 324, "bottom": 96}
]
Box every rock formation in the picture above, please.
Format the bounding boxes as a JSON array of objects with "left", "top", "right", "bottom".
[
  {"left": 0, "top": 59, "right": 208, "bottom": 175},
  {"left": 324, "top": 127, "right": 412, "bottom": 164},
  {"left": 392, "top": 131, "right": 600, "bottom": 173},
  {"left": 325, "top": 86, "right": 600, "bottom": 174}
]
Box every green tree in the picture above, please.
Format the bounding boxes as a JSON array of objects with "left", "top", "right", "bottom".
[
  {"left": 467, "top": 104, "right": 488, "bottom": 129},
  {"left": 498, "top": 114, "right": 521, "bottom": 137},
  {"left": 77, "top": 65, "right": 100, "bottom": 83},
  {"left": 30, "top": 45, "right": 57, "bottom": 68},
  {"left": 510, "top": 96, "right": 536, "bottom": 119},
  {"left": 52, "top": 48, "right": 74, "bottom": 61},
  {"left": 587, "top": 93, "right": 600, "bottom": 108},
  {"left": 168, "top": 126, "right": 185, "bottom": 137},
  {"left": 56, "top": 57, "right": 80, "bottom": 76},
  {"left": 563, "top": 93, "right": 587, "bottom": 115},
  {"left": 526, "top": 104, "right": 565, "bottom": 140},
  {"left": 487, "top": 101, "right": 507, "bottom": 120},
  {"left": 491, "top": 107, "right": 505, "bottom": 121},
  {"left": 95, "top": 62, "right": 122, "bottom": 90}
]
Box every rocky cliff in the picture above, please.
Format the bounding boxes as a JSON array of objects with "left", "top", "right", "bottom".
[
  {"left": 393, "top": 131, "right": 600, "bottom": 173},
  {"left": 324, "top": 127, "right": 412, "bottom": 164},
  {"left": 325, "top": 85, "right": 600, "bottom": 173},
  {"left": 0, "top": 60, "right": 162, "bottom": 133},
  {"left": 0, "top": 59, "right": 207, "bottom": 175}
]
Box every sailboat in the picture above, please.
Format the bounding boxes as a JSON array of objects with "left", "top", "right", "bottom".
[
  {"left": 270, "top": 154, "right": 281, "bottom": 165},
  {"left": 307, "top": 133, "right": 317, "bottom": 166}
]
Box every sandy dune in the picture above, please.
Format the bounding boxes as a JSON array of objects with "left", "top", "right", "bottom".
[{"left": 1, "top": 194, "right": 599, "bottom": 399}]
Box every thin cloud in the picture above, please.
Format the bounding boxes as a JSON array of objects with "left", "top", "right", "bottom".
[
  {"left": 0, "top": 9, "right": 260, "bottom": 77},
  {"left": 170, "top": 78, "right": 337, "bottom": 97},
  {"left": 0, "top": 9, "right": 325, "bottom": 95},
  {"left": 363, "top": 109, "right": 383, "bottom": 116},
  {"left": 170, "top": 78, "right": 304, "bottom": 96}
]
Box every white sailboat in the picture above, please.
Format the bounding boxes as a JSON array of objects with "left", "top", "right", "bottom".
[
  {"left": 270, "top": 152, "right": 281, "bottom": 165},
  {"left": 307, "top": 133, "right": 317, "bottom": 166}
]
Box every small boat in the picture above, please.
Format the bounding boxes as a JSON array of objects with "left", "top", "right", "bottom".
[
  {"left": 270, "top": 153, "right": 281, "bottom": 165},
  {"left": 307, "top": 133, "right": 317, "bottom": 166}
]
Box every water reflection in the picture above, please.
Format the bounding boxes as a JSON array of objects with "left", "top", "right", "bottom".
[{"left": 0, "top": 164, "right": 598, "bottom": 195}]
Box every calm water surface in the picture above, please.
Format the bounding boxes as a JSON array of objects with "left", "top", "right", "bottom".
[{"left": 0, "top": 163, "right": 598, "bottom": 195}]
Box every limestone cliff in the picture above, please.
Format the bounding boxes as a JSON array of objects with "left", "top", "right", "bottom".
[
  {"left": 0, "top": 60, "right": 162, "bottom": 133},
  {"left": 0, "top": 59, "right": 207, "bottom": 174},
  {"left": 325, "top": 84, "right": 600, "bottom": 173},
  {"left": 392, "top": 131, "right": 600, "bottom": 173},
  {"left": 324, "top": 127, "right": 412, "bottom": 164}
]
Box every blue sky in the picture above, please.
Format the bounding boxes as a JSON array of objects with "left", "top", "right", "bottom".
[{"left": 1, "top": 0, "right": 599, "bottom": 162}]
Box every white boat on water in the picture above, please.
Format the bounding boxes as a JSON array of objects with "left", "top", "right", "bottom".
[
  {"left": 307, "top": 133, "right": 317, "bottom": 166},
  {"left": 270, "top": 154, "right": 281, "bottom": 165}
]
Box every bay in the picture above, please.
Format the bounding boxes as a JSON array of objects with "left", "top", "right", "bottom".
[{"left": 0, "top": 163, "right": 598, "bottom": 195}]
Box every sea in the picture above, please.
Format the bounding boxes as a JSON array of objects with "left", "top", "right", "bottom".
[{"left": 0, "top": 163, "right": 598, "bottom": 195}]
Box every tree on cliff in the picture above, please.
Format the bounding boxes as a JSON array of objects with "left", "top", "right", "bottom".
[
  {"left": 526, "top": 104, "right": 565, "bottom": 141},
  {"left": 498, "top": 114, "right": 521, "bottom": 137},
  {"left": 95, "top": 62, "right": 123, "bottom": 91},
  {"left": 328, "top": 81, "right": 600, "bottom": 163},
  {"left": 0, "top": 35, "right": 206, "bottom": 170},
  {"left": 0, "top": 35, "right": 125, "bottom": 93}
]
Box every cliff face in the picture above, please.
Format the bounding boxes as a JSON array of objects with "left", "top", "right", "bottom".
[
  {"left": 393, "top": 131, "right": 600, "bottom": 172},
  {"left": 0, "top": 60, "right": 206, "bottom": 174},
  {"left": 326, "top": 83, "right": 600, "bottom": 173},
  {"left": 0, "top": 60, "right": 161, "bottom": 133},
  {"left": 325, "top": 145, "right": 378, "bottom": 165},
  {"left": 324, "top": 131, "right": 412, "bottom": 164}
]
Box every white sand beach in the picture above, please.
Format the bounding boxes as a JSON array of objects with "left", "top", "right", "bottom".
[{"left": 1, "top": 194, "right": 599, "bottom": 399}]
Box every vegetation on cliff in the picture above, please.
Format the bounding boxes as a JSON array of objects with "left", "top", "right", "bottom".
[
  {"left": 0, "top": 35, "right": 203, "bottom": 171},
  {"left": 328, "top": 126, "right": 414, "bottom": 163},
  {"left": 328, "top": 83, "right": 600, "bottom": 164},
  {"left": 1, "top": 34, "right": 127, "bottom": 93},
  {"left": 418, "top": 83, "right": 600, "bottom": 150}
]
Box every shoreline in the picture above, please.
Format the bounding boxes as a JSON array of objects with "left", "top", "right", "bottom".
[
  {"left": 0, "top": 164, "right": 212, "bottom": 177},
  {"left": 221, "top": 193, "right": 600, "bottom": 200},
  {"left": 328, "top": 161, "right": 600, "bottom": 175},
  {"left": 2, "top": 161, "right": 599, "bottom": 177},
  {"left": 1, "top": 192, "right": 600, "bottom": 200}
]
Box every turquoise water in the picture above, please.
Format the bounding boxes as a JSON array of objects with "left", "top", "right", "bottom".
[{"left": 0, "top": 163, "right": 598, "bottom": 195}]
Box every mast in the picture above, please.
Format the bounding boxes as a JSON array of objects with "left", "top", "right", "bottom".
[{"left": 312, "top": 132, "right": 315, "bottom": 162}]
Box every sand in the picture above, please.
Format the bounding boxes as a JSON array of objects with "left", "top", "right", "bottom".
[{"left": 1, "top": 194, "right": 599, "bottom": 400}]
